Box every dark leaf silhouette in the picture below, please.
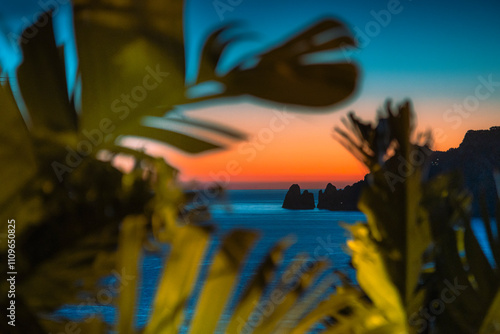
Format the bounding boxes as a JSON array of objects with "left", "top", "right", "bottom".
[{"left": 196, "top": 19, "right": 358, "bottom": 107}]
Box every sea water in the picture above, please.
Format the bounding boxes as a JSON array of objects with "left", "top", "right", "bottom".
[{"left": 52, "top": 189, "right": 494, "bottom": 333}]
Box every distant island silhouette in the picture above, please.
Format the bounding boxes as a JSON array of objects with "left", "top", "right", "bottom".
[
  {"left": 282, "top": 180, "right": 364, "bottom": 211},
  {"left": 282, "top": 126, "right": 499, "bottom": 215}
]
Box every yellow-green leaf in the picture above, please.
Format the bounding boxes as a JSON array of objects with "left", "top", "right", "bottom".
[
  {"left": 225, "top": 237, "right": 294, "bottom": 333},
  {"left": 189, "top": 229, "right": 259, "bottom": 333},
  {"left": 115, "top": 215, "right": 147, "bottom": 334},
  {"left": 144, "top": 225, "right": 211, "bottom": 334}
]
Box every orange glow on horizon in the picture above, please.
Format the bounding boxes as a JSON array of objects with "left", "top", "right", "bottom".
[{"left": 118, "top": 99, "right": 498, "bottom": 189}]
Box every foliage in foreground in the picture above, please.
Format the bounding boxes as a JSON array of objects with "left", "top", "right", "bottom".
[
  {"left": 0, "top": 0, "right": 359, "bottom": 333},
  {"left": 1, "top": 1, "right": 499, "bottom": 333},
  {"left": 335, "top": 101, "right": 500, "bottom": 333}
]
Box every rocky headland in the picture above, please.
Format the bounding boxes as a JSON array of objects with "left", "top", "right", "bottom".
[
  {"left": 281, "top": 126, "right": 499, "bottom": 215},
  {"left": 428, "top": 126, "right": 500, "bottom": 216}
]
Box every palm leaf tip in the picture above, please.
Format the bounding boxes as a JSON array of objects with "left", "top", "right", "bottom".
[
  {"left": 227, "top": 18, "right": 359, "bottom": 108},
  {"left": 194, "top": 18, "right": 359, "bottom": 109},
  {"left": 197, "top": 23, "right": 251, "bottom": 84},
  {"left": 17, "top": 11, "right": 78, "bottom": 133},
  {"left": 190, "top": 229, "right": 259, "bottom": 333}
]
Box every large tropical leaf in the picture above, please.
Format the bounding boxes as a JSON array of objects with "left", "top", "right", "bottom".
[
  {"left": 73, "top": 0, "right": 186, "bottom": 131},
  {"left": 195, "top": 19, "right": 359, "bottom": 108},
  {"left": 115, "top": 125, "right": 223, "bottom": 154},
  {"left": 12, "top": 8, "right": 239, "bottom": 164},
  {"left": 0, "top": 82, "right": 37, "bottom": 210},
  {"left": 422, "top": 174, "right": 500, "bottom": 333},
  {"left": 72, "top": 1, "right": 359, "bottom": 155}
]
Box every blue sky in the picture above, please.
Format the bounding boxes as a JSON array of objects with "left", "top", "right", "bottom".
[
  {"left": 184, "top": 0, "right": 500, "bottom": 98},
  {"left": 2, "top": 0, "right": 500, "bottom": 95},
  {"left": 1, "top": 0, "right": 499, "bottom": 129}
]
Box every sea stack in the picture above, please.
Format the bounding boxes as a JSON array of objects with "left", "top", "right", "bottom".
[
  {"left": 317, "top": 183, "right": 337, "bottom": 210},
  {"left": 282, "top": 184, "right": 315, "bottom": 209}
]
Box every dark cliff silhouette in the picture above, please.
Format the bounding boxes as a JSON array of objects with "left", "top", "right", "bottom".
[
  {"left": 282, "top": 184, "right": 315, "bottom": 209},
  {"left": 283, "top": 126, "right": 499, "bottom": 214},
  {"left": 317, "top": 179, "right": 366, "bottom": 211},
  {"left": 428, "top": 126, "right": 500, "bottom": 216}
]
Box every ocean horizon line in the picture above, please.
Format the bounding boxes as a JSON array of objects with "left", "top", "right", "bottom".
[{"left": 224, "top": 180, "right": 362, "bottom": 190}]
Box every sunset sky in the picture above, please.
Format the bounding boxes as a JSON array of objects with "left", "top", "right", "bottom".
[
  {"left": 1, "top": 0, "right": 499, "bottom": 189},
  {"left": 175, "top": 0, "right": 500, "bottom": 188}
]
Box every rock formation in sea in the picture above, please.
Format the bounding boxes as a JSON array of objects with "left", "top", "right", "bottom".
[
  {"left": 317, "top": 183, "right": 337, "bottom": 210},
  {"left": 317, "top": 179, "right": 366, "bottom": 211},
  {"left": 282, "top": 184, "right": 315, "bottom": 209}
]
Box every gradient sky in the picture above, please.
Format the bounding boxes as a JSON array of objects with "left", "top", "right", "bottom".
[{"left": 1, "top": 0, "right": 499, "bottom": 189}]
